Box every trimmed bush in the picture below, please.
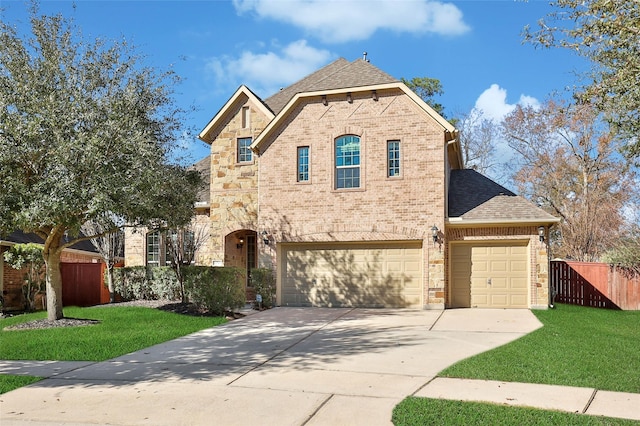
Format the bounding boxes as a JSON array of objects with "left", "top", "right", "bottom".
[
  {"left": 112, "top": 266, "right": 180, "bottom": 301},
  {"left": 183, "top": 266, "right": 246, "bottom": 315},
  {"left": 251, "top": 268, "right": 276, "bottom": 309}
]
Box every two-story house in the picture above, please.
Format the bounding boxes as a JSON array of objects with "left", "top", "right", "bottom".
[{"left": 126, "top": 57, "right": 558, "bottom": 309}]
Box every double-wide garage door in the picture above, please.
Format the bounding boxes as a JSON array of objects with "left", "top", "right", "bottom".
[
  {"left": 451, "top": 242, "right": 529, "bottom": 308},
  {"left": 280, "top": 242, "right": 422, "bottom": 308}
]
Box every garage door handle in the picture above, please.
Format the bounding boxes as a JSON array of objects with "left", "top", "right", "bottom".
[{"left": 487, "top": 278, "right": 492, "bottom": 285}]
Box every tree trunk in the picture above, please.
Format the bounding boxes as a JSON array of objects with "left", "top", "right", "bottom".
[
  {"left": 106, "top": 264, "right": 116, "bottom": 303},
  {"left": 43, "top": 248, "right": 64, "bottom": 320}
]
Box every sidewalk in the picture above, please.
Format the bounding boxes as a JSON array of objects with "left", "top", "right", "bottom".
[
  {"left": 416, "top": 377, "right": 640, "bottom": 422},
  {"left": 3, "top": 360, "right": 639, "bottom": 422}
]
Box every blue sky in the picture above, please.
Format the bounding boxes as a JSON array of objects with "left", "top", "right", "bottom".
[{"left": 3, "top": 0, "right": 588, "bottom": 164}]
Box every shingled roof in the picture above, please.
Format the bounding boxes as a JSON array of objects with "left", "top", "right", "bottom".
[
  {"left": 1, "top": 230, "right": 99, "bottom": 254},
  {"left": 448, "top": 169, "right": 558, "bottom": 224},
  {"left": 264, "top": 58, "right": 399, "bottom": 115}
]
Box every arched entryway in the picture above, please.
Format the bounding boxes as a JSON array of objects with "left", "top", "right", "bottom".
[{"left": 225, "top": 230, "right": 257, "bottom": 296}]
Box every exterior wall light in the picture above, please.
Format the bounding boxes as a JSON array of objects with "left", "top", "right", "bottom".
[
  {"left": 431, "top": 225, "right": 439, "bottom": 245},
  {"left": 347, "top": 92, "right": 352, "bottom": 103},
  {"left": 538, "top": 226, "right": 546, "bottom": 243},
  {"left": 261, "top": 230, "right": 270, "bottom": 245},
  {"left": 237, "top": 238, "right": 244, "bottom": 249},
  {"left": 322, "top": 95, "right": 328, "bottom": 106}
]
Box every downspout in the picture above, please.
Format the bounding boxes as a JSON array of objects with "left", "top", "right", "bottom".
[{"left": 546, "top": 225, "right": 555, "bottom": 309}]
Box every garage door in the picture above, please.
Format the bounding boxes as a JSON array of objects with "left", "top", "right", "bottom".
[
  {"left": 450, "top": 242, "right": 529, "bottom": 308},
  {"left": 280, "top": 242, "right": 422, "bottom": 308}
]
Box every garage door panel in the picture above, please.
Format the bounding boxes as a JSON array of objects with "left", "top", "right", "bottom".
[
  {"left": 281, "top": 243, "right": 422, "bottom": 308},
  {"left": 452, "top": 242, "right": 529, "bottom": 309}
]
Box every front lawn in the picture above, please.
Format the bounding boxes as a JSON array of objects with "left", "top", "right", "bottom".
[
  {"left": 394, "top": 304, "right": 640, "bottom": 425},
  {"left": 0, "top": 305, "right": 226, "bottom": 394},
  {"left": 0, "top": 306, "right": 226, "bottom": 361},
  {"left": 440, "top": 304, "right": 640, "bottom": 393},
  {"left": 393, "top": 397, "right": 637, "bottom": 425}
]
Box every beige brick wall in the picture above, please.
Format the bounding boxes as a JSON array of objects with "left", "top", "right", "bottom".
[
  {"left": 446, "top": 226, "right": 551, "bottom": 309},
  {"left": 256, "top": 89, "right": 448, "bottom": 307}
]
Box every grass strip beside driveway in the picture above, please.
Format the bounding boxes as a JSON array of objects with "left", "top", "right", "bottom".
[
  {"left": 439, "top": 304, "right": 640, "bottom": 393},
  {"left": 393, "top": 397, "right": 637, "bottom": 425}
]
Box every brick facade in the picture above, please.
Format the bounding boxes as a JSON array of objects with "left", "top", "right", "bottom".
[
  {"left": 1, "top": 245, "right": 101, "bottom": 311},
  {"left": 446, "top": 226, "right": 550, "bottom": 308},
  {"left": 257, "top": 89, "right": 448, "bottom": 307}
]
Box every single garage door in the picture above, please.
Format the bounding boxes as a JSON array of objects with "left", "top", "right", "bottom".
[
  {"left": 280, "top": 242, "right": 422, "bottom": 308},
  {"left": 450, "top": 242, "right": 529, "bottom": 308}
]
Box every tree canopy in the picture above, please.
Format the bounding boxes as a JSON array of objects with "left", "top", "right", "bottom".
[
  {"left": 0, "top": 7, "right": 202, "bottom": 319},
  {"left": 524, "top": 0, "right": 640, "bottom": 159},
  {"left": 502, "top": 99, "right": 636, "bottom": 261}
]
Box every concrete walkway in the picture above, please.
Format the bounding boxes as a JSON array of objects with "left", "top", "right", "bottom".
[{"left": 1, "top": 308, "right": 638, "bottom": 425}]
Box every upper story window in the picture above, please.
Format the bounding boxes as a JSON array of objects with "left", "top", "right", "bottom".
[
  {"left": 237, "top": 137, "right": 253, "bottom": 163},
  {"left": 297, "top": 146, "right": 309, "bottom": 182},
  {"left": 387, "top": 140, "right": 401, "bottom": 177},
  {"left": 335, "top": 135, "right": 360, "bottom": 189}
]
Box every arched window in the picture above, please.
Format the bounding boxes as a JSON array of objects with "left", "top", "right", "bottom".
[{"left": 335, "top": 135, "right": 360, "bottom": 189}]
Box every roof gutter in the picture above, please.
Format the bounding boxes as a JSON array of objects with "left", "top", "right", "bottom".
[{"left": 446, "top": 217, "right": 561, "bottom": 227}]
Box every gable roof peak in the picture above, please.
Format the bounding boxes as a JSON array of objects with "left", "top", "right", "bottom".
[{"left": 263, "top": 57, "right": 398, "bottom": 115}]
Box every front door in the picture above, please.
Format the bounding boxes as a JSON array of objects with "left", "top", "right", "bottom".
[{"left": 246, "top": 234, "right": 256, "bottom": 287}]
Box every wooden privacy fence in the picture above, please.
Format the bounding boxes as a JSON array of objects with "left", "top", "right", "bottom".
[
  {"left": 61, "top": 262, "right": 109, "bottom": 307},
  {"left": 550, "top": 261, "right": 640, "bottom": 310}
]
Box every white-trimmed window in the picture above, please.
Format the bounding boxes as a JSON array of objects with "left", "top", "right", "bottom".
[
  {"left": 146, "top": 231, "right": 161, "bottom": 266},
  {"left": 297, "top": 146, "right": 309, "bottom": 182},
  {"left": 387, "top": 140, "right": 401, "bottom": 177},
  {"left": 146, "top": 230, "right": 196, "bottom": 267},
  {"left": 237, "top": 137, "right": 252, "bottom": 163},
  {"left": 335, "top": 135, "right": 360, "bottom": 189}
]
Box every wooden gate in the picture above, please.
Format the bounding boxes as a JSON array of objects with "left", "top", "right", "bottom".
[{"left": 61, "top": 262, "right": 108, "bottom": 307}]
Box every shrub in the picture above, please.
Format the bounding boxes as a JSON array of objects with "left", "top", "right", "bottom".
[
  {"left": 251, "top": 268, "right": 276, "bottom": 309},
  {"left": 183, "top": 266, "right": 245, "bottom": 315},
  {"left": 112, "top": 266, "right": 179, "bottom": 301}
]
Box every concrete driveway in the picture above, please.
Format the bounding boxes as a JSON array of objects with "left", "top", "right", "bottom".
[{"left": 0, "top": 308, "right": 542, "bottom": 425}]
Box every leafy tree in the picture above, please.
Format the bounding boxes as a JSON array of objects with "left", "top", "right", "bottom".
[
  {"left": 164, "top": 223, "right": 209, "bottom": 304},
  {"left": 524, "top": 0, "right": 640, "bottom": 159},
  {"left": 401, "top": 76, "right": 446, "bottom": 117},
  {"left": 0, "top": 7, "right": 202, "bottom": 320},
  {"left": 81, "top": 214, "right": 125, "bottom": 303},
  {"left": 3, "top": 243, "right": 45, "bottom": 311},
  {"left": 502, "top": 99, "right": 636, "bottom": 261}
]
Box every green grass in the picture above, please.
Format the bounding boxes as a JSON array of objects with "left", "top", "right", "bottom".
[
  {"left": 439, "top": 304, "right": 640, "bottom": 393},
  {"left": 0, "top": 305, "right": 226, "bottom": 394},
  {"left": 395, "top": 304, "right": 640, "bottom": 425},
  {"left": 0, "top": 306, "right": 226, "bottom": 361},
  {"left": 393, "top": 398, "right": 637, "bottom": 426},
  {"left": 0, "top": 375, "right": 43, "bottom": 395}
]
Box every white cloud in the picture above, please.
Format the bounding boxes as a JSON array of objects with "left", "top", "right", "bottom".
[
  {"left": 205, "top": 40, "right": 333, "bottom": 97},
  {"left": 232, "top": 0, "right": 470, "bottom": 43},
  {"left": 473, "top": 84, "right": 540, "bottom": 123}
]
